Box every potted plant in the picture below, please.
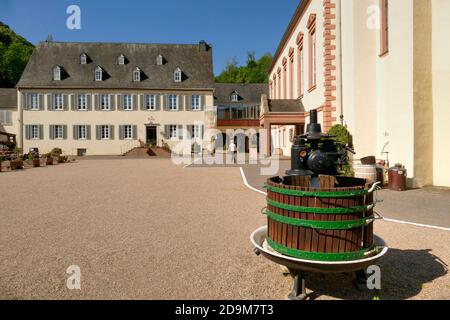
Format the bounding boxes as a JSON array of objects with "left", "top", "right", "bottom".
[
  {"left": 57, "top": 155, "right": 68, "bottom": 164},
  {"left": 46, "top": 153, "right": 54, "bottom": 166},
  {"left": 50, "top": 148, "right": 66, "bottom": 164},
  {"left": 10, "top": 156, "right": 24, "bottom": 170},
  {"left": 31, "top": 153, "right": 40, "bottom": 167}
]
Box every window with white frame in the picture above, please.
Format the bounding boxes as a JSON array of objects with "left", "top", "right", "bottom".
[
  {"left": 77, "top": 94, "right": 87, "bottom": 110},
  {"left": 146, "top": 95, "right": 156, "bottom": 110},
  {"left": 54, "top": 94, "right": 64, "bottom": 110},
  {"left": 192, "top": 125, "right": 202, "bottom": 139},
  {"left": 231, "top": 92, "right": 239, "bottom": 102},
  {"left": 0, "top": 110, "right": 12, "bottom": 125},
  {"left": 133, "top": 68, "right": 141, "bottom": 82},
  {"left": 169, "top": 125, "right": 178, "bottom": 139},
  {"left": 31, "top": 125, "right": 40, "bottom": 139},
  {"left": 123, "top": 95, "right": 133, "bottom": 110},
  {"left": 80, "top": 53, "right": 87, "bottom": 65},
  {"left": 95, "top": 66, "right": 103, "bottom": 81},
  {"left": 53, "top": 66, "right": 61, "bottom": 81},
  {"left": 118, "top": 54, "right": 125, "bottom": 65},
  {"left": 101, "top": 94, "right": 110, "bottom": 110},
  {"left": 31, "top": 93, "right": 40, "bottom": 110},
  {"left": 168, "top": 95, "right": 177, "bottom": 110},
  {"left": 54, "top": 125, "right": 64, "bottom": 139},
  {"left": 174, "top": 68, "right": 182, "bottom": 82},
  {"left": 101, "top": 125, "right": 110, "bottom": 139},
  {"left": 191, "top": 95, "right": 200, "bottom": 110},
  {"left": 78, "top": 125, "right": 87, "bottom": 140},
  {"left": 124, "top": 125, "right": 133, "bottom": 139}
]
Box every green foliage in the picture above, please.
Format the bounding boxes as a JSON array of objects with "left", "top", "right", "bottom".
[
  {"left": 215, "top": 52, "right": 273, "bottom": 83},
  {"left": 50, "top": 148, "right": 62, "bottom": 158},
  {"left": 329, "top": 124, "right": 353, "bottom": 177},
  {"left": 0, "top": 21, "right": 34, "bottom": 88},
  {"left": 328, "top": 124, "right": 350, "bottom": 145}
]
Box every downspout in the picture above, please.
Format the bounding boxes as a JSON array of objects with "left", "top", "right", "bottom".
[{"left": 338, "top": 0, "right": 344, "bottom": 125}]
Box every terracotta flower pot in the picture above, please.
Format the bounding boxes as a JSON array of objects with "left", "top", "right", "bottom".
[
  {"left": 33, "top": 159, "right": 41, "bottom": 167},
  {"left": 10, "top": 160, "right": 24, "bottom": 170}
]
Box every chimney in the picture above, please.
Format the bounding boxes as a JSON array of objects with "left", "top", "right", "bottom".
[{"left": 199, "top": 40, "right": 208, "bottom": 52}]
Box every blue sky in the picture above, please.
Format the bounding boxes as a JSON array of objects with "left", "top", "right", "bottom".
[{"left": 0, "top": 0, "right": 299, "bottom": 75}]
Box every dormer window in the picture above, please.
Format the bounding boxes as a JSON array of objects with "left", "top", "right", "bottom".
[
  {"left": 95, "top": 66, "right": 103, "bottom": 81},
  {"left": 118, "top": 54, "right": 125, "bottom": 65},
  {"left": 80, "top": 53, "right": 87, "bottom": 65},
  {"left": 174, "top": 68, "right": 182, "bottom": 82},
  {"left": 156, "top": 55, "right": 163, "bottom": 65},
  {"left": 133, "top": 67, "right": 141, "bottom": 82},
  {"left": 53, "top": 66, "right": 61, "bottom": 81},
  {"left": 231, "top": 92, "right": 239, "bottom": 102}
]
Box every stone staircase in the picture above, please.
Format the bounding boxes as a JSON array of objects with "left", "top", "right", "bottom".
[{"left": 123, "top": 147, "right": 171, "bottom": 158}]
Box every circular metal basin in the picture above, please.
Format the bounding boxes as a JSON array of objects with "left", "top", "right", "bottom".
[{"left": 250, "top": 226, "right": 388, "bottom": 274}]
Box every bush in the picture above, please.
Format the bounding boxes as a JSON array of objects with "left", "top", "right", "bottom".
[
  {"left": 329, "top": 124, "right": 353, "bottom": 177},
  {"left": 50, "top": 148, "right": 62, "bottom": 157},
  {"left": 328, "top": 124, "right": 350, "bottom": 145}
]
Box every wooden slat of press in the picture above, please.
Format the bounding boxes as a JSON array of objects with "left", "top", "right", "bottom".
[
  {"left": 317, "top": 176, "right": 331, "bottom": 253},
  {"left": 366, "top": 192, "right": 374, "bottom": 248},
  {"left": 356, "top": 193, "right": 364, "bottom": 251},
  {"left": 275, "top": 182, "right": 282, "bottom": 245},
  {"left": 339, "top": 187, "right": 349, "bottom": 253},
  {"left": 281, "top": 186, "right": 288, "bottom": 247},
  {"left": 267, "top": 180, "right": 272, "bottom": 240},
  {"left": 301, "top": 176, "right": 311, "bottom": 252},
  {"left": 332, "top": 185, "right": 342, "bottom": 253},
  {"left": 270, "top": 180, "right": 278, "bottom": 243},
  {"left": 270, "top": 180, "right": 276, "bottom": 241},
  {"left": 286, "top": 185, "right": 294, "bottom": 249},
  {"left": 292, "top": 185, "right": 300, "bottom": 250},
  {"left": 296, "top": 184, "right": 305, "bottom": 251},
  {"left": 326, "top": 176, "right": 338, "bottom": 253},
  {"left": 348, "top": 191, "right": 360, "bottom": 251}
]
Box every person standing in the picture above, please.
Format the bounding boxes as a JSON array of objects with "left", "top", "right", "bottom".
[{"left": 228, "top": 140, "right": 237, "bottom": 164}]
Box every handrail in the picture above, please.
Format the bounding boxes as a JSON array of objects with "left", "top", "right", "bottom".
[{"left": 120, "top": 139, "right": 142, "bottom": 155}]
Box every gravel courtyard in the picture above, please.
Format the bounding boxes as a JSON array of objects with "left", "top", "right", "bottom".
[{"left": 0, "top": 159, "right": 449, "bottom": 300}]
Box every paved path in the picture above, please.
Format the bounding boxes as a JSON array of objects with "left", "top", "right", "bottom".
[{"left": 0, "top": 159, "right": 449, "bottom": 299}]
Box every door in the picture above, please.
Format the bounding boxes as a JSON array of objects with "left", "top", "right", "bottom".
[{"left": 146, "top": 126, "right": 157, "bottom": 145}]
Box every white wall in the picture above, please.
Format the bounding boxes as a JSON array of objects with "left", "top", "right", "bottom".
[{"left": 432, "top": 0, "right": 450, "bottom": 187}]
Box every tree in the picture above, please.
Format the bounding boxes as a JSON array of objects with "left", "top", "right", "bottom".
[
  {"left": 0, "top": 21, "right": 34, "bottom": 87},
  {"left": 215, "top": 52, "right": 273, "bottom": 84}
]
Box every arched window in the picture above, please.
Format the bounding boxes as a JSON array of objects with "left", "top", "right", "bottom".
[
  {"left": 80, "top": 53, "right": 87, "bottom": 65},
  {"left": 156, "top": 54, "right": 163, "bottom": 65},
  {"left": 95, "top": 66, "right": 103, "bottom": 81},
  {"left": 231, "top": 91, "right": 239, "bottom": 102},
  {"left": 118, "top": 54, "right": 125, "bottom": 65},
  {"left": 174, "top": 68, "right": 182, "bottom": 82},
  {"left": 53, "top": 66, "right": 61, "bottom": 81},
  {"left": 133, "top": 67, "right": 141, "bottom": 82}
]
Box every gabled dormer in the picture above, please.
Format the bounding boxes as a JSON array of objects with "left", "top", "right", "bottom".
[
  {"left": 95, "top": 66, "right": 104, "bottom": 81},
  {"left": 174, "top": 67, "right": 182, "bottom": 82},
  {"left": 80, "top": 53, "right": 88, "bottom": 65},
  {"left": 53, "top": 66, "right": 62, "bottom": 81},
  {"left": 231, "top": 91, "right": 239, "bottom": 102},
  {"left": 156, "top": 54, "right": 164, "bottom": 65},
  {"left": 133, "top": 67, "right": 141, "bottom": 82},
  {"left": 118, "top": 54, "right": 126, "bottom": 65}
]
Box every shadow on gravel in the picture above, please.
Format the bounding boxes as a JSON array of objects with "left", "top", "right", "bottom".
[{"left": 301, "top": 248, "right": 448, "bottom": 300}]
